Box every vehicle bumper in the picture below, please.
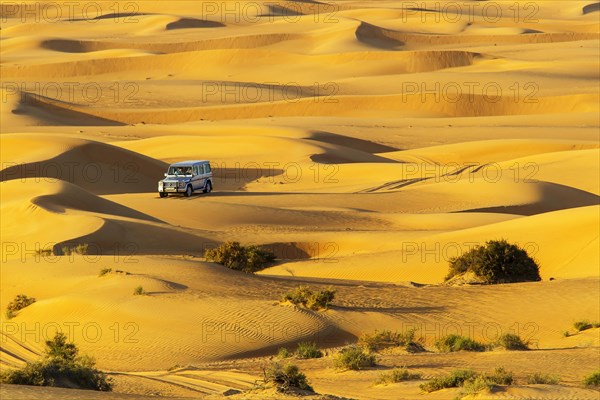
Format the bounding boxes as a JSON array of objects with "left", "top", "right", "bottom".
[{"left": 159, "top": 187, "right": 185, "bottom": 193}]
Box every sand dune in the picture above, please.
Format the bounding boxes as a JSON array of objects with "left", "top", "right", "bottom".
[
  {"left": 1, "top": 1, "right": 599, "bottom": 399},
  {"left": 1, "top": 134, "right": 167, "bottom": 194}
]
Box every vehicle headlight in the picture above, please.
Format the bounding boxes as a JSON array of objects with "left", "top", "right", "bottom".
[{"left": 178, "top": 181, "right": 185, "bottom": 187}]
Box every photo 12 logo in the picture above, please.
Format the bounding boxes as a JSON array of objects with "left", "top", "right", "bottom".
[
  {"left": 1, "top": 321, "right": 140, "bottom": 344},
  {"left": 1, "top": 1, "right": 141, "bottom": 23},
  {"left": 400, "top": 1, "right": 540, "bottom": 23}
]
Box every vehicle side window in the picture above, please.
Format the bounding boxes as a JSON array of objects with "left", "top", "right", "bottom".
[
  {"left": 205, "top": 164, "right": 211, "bottom": 173},
  {"left": 193, "top": 165, "right": 199, "bottom": 176}
]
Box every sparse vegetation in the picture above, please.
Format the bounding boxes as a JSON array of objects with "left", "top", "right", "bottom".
[
  {"left": 61, "top": 243, "right": 89, "bottom": 256},
  {"left": 420, "top": 367, "right": 514, "bottom": 395},
  {"left": 526, "top": 372, "right": 560, "bottom": 385},
  {"left": 133, "top": 286, "right": 146, "bottom": 295},
  {"left": 461, "top": 375, "right": 493, "bottom": 395},
  {"left": 445, "top": 239, "right": 541, "bottom": 284},
  {"left": 435, "top": 334, "right": 486, "bottom": 352},
  {"left": 263, "top": 362, "right": 313, "bottom": 393},
  {"left": 98, "top": 268, "right": 112, "bottom": 277},
  {"left": 276, "top": 347, "right": 292, "bottom": 359},
  {"left": 281, "top": 285, "right": 336, "bottom": 311},
  {"left": 0, "top": 332, "right": 112, "bottom": 391},
  {"left": 485, "top": 367, "right": 514, "bottom": 385},
  {"left": 333, "top": 346, "right": 376, "bottom": 371},
  {"left": 420, "top": 369, "right": 478, "bottom": 392},
  {"left": 375, "top": 367, "right": 421, "bottom": 385},
  {"left": 583, "top": 370, "right": 600, "bottom": 387},
  {"left": 295, "top": 342, "right": 323, "bottom": 359},
  {"left": 495, "top": 333, "right": 529, "bottom": 350},
  {"left": 359, "top": 328, "right": 424, "bottom": 353},
  {"left": 5, "top": 294, "right": 36, "bottom": 319},
  {"left": 204, "top": 241, "right": 275, "bottom": 273},
  {"left": 36, "top": 248, "right": 53, "bottom": 256},
  {"left": 420, "top": 367, "right": 513, "bottom": 393},
  {"left": 574, "top": 320, "right": 600, "bottom": 332}
]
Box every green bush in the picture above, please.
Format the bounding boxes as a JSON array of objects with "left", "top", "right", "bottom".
[
  {"left": 276, "top": 348, "right": 292, "bottom": 359},
  {"left": 375, "top": 367, "right": 421, "bottom": 385},
  {"left": 445, "top": 239, "right": 541, "bottom": 284},
  {"left": 574, "top": 320, "right": 600, "bottom": 332},
  {"left": 420, "top": 369, "right": 478, "bottom": 392},
  {"left": 281, "top": 286, "right": 335, "bottom": 311},
  {"left": 98, "top": 268, "right": 112, "bottom": 277},
  {"left": 358, "top": 328, "right": 425, "bottom": 353},
  {"left": 0, "top": 333, "right": 112, "bottom": 391},
  {"left": 485, "top": 367, "right": 513, "bottom": 385},
  {"left": 526, "top": 373, "right": 559, "bottom": 385},
  {"left": 333, "top": 346, "right": 376, "bottom": 371},
  {"left": 263, "top": 362, "right": 313, "bottom": 393},
  {"left": 583, "top": 370, "right": 600, "bottom": 387},
  {"left": 462, "top": 375, "right": 492, "bottom": 395},
  {"left": 133, "top": 286, "right": 146, "bottom": 296},
  {"left": 295, "top": 342, "right": 322, "bottom": 359},
  {"left": 420, "top": 367, "right": 513, "bottom": 393},
  {"left": 5, "top": 294, "right": 36, "bottom": 319},
  {"left": 435, "top": 334, "right": 486, "bottom": 352},
  {"left": 495, "top": 333, "right": 529, "bottom": 350},
  {"left": 204, "top": 241, "right": 275, "bottom": 273}
]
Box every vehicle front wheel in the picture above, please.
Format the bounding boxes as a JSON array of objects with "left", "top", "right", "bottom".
[
  {"left": 159, "top": 192, "right": 168, "bottom": 198},
  {"left": 203, "top": 181, "right": 212, "bottom": 193},
  {"left": 184, "top": 185, "right": 193, "bottom": 197}
]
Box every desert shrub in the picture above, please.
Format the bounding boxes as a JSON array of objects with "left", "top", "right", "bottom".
[
  {"left": 574, "top": 320, "right": 600, "bottom": 332},
  {"left": 281, "top": 286, "right": 335, "bottom": 311},
  {"left": 295, "top": 342, "right": 322, "bottom": 359},
  {"left": 435, "top": 334, "right": 486, "bottom": 352},
  {"left": 420, "top": 369, "right": 478, "bottom": 392},
  {"left": 276, "top": 348, "right": 292, "bottom": 359},
  {"left": 583, "top": 370, "right": 600, "bottom": 387},
  {"left": 333, "top": 346, "right": 376, "bottom": 371},
  {"left": 375, "top": 367, "right": 421, "bottom": 385},
  {"left": 204, "top": 241, "right": 275, "bottom": 273},
  {"left": 0, "top": 333, "right": 112, "bottom": 391},
  {"left": 307, "top": 288, "right": 336, "bottom": 310},
  {"left": 495, "top": 333, "right": 529, "bottom": 350},
  {"left": 5, "top": 294, "right": 36, "bottom": 319},
  {"left": 485, "top": 367, "right": 513, "bottom": 385},
  {"left": 526, "top": 373, "right": 559, "bottom": 384},
  {"left": 462, "top": 375, "right": 492, "bottom": 395},
  {"left": 359, "top": 328, "right": 424, "bottom": 353},
  {"left": 133, "top": 286, "right": 146, "bottom": 295},
  {"left": 98, "top": 268, "right": 112, "bottom": 277},
  {"left": 420, "top": 367, "right": 513, "bottom": 393},
  {"left": 263, "top": 362, "right": 313, "bottom": 393},
  {"left": 61, "top": 243, "right": 89, "bottom": 256},
  {"left": 445, "top": 239, "right": 541, "bottom": 284}
]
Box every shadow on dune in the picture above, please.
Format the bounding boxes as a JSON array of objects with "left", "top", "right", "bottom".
[
  {"left": 458, "top": 182, "right": 600, "bottom": 216},
  {"left": 309, "top": 130, "right": 399, "bottom": 153},
  {"left": 583, "top": 2, "right": 600, "bottom": 14},
  {"left": 0, "top": 141, "right": 167, "bottom": 195},
  {"left": 54, "top": 218, "right": 215, "bottom": 256},
  {"left": 355, "top": 21, "right": 405, "bottom": 49},
  {"left": 12, "top": 92, "right": 124, "bottom": 125},
  {"left": 166, "top": 18, "right": 225, "bottom": 30},
  {"left": 331, "top": 305, "right": 446, "bottom": 314}
]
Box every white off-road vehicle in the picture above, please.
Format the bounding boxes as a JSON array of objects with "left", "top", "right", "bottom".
[{"left": 158, "top": 160, "right": 213, "bottom": 197}]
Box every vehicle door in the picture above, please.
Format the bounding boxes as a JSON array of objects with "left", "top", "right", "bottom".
[{"left": 192, "top": 164, "right": 202, "bottom": 190}]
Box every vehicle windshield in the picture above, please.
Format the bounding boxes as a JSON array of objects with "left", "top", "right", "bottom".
[{"left": 167, "top": 166, "right": 192, "bottom": 176}]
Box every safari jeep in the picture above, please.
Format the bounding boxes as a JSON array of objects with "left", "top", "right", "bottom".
[{"left": 158, "top": 160, "right": 213, "bottom": 197}]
